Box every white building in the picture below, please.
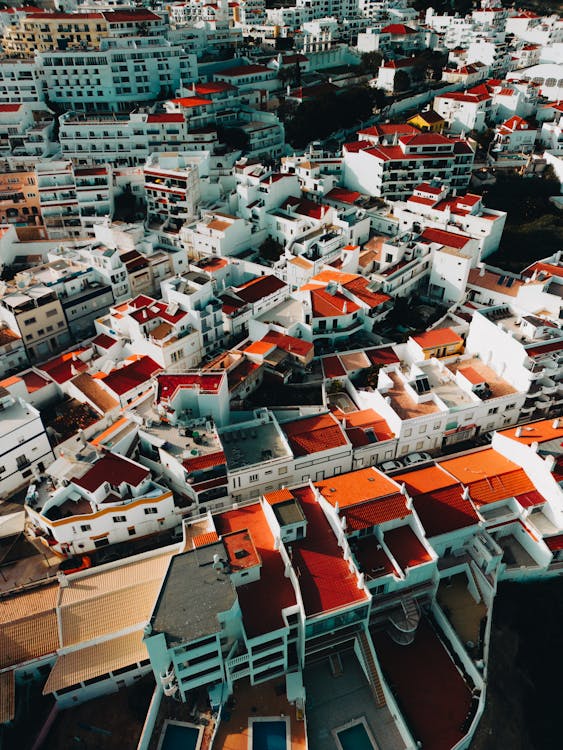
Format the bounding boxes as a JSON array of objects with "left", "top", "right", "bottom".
[{"left": 0, "top": 388, "right": 54, "bottom": 496}]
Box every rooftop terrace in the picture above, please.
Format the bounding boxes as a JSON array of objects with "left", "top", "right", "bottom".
[
  {"left": 448, "top": 358, "right": 516, "bottom": 400},
  {"left": 219, "top": 419, "right": 291, "bottom": 471},
  {"left": 385, "top": 371, "right": 441, "bottom": 420}
]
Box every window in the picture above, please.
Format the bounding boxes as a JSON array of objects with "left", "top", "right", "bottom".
[
  {"left": 80, "top": 524, "right": 91, "bottom": 532},
  {"left": 94, "top": 537, "right": 109, "bottom": 548},
  {"left": 128, "top": 526, "right": 136, "bottom": 536},
  {"left": 278, "top": 466, "right": 287, "bottom": 475},
  {"left": 488, "top": 407, "right": 499, "bottom": 415},
  {"left": 16, "top": 455, "right": 29, "bottom": 470},
  {"left": 144, "top": 507, "right": 157, "bottom": 515},
  {"left": 113, "top": 515, "right": 126, "bottom": 523},
  {"left": 249, "top": 474, "right": 259, "bottom": 482},
  {"left": 23, "top": 317, "right": 36, "bottom": 325}
]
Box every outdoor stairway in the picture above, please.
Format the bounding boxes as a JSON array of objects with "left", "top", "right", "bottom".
[
  {"left": 387, "top": 597, "right": 420, "bottom": 646},
  {"left": 358, "top": 631, "right": 387, "bottom": 708}
]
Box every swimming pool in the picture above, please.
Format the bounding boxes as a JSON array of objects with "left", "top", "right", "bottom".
[
  {"left": 336, "top": 721, "right": 377, "bottom": 750},
  {"left": 158, "top": 720, "right": 202, "bottom": 750},
  {"left": 251, "top": 719, "right": 287, "bottom": 750}
]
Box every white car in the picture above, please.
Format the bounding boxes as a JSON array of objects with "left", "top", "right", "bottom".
[
  {"left": 380, "top": 460, "right": 403, "bottom": 472},
  {"left": 402, "top": 452, "right": 432, "bottom": 467}
]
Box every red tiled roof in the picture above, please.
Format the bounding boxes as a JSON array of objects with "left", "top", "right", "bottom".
[
  {"left": 193, "top": 81, "right": 235, "bottom": 94},
  {"left": 21, "top": 371, "right": 50, "bottom": 393},
  {"left": 92, "top": 333, "right": 117, "bottom": 350},
  {"left": 104, "top": 9, "right": 161, "bottom": 21},
  {"left": 193, "top": 531, "right": 219, "bottom": 548},
  {"left": 183, "top": 451, "right": 226, "bottom": 474},
  {"left": 384, "top": 525, "right": 431, "bottom": 570},
  {"left": 0, "top": 104, "right": 22, "bottom": 112},
  {"left": 315, "top": 467, "right": 399, "bottom": 509},
  {"left": 342, "top": 493, "right": 409, "bottom": 531},
  {"left": 157, "top": 372, "right": 223, "bottom": 401},
  {"left": 39, "top": 350, "right": 89, "bottom": 384},
  {"left": 216, "top": 64, "right": 271, "bottom": 77},
  {"left": 215, "top": 503, "right": 296, "bottom": 637},
  {"left": 292, "top": 487, "right": 368, "bottom": 616},
  {"left": 381, "top": 23, "right": 416, "bottom": 34},
  {"left": 467, "top": 469, "right": 535, "bottom": 505},
  {"left": 412, "top": 327, "right": 463, "bottom": 349},
  {"left": 103, "top": 356, "right": 161, "bottom": 396},
  {"left": 325, "top": 187, "right": 361, "bottom": 204},
  {"left": 222, "top": 529, "right": 261, "bottom": 571},
  {"left": 146, "top": 113, "right": 185, "bottom": 123},
  {"left": 413, "top": 485, "right": 479, "bottom": 537},
  {"left": 365, "top": 347, "right": 399, "bottom": 366},
  {"left": 546, "top": 534, "right": 563, "bottom": 552},
  {"left": 168, "top": 97, "right": 213, "bottom": 109},
  {"left": 283, "top": 413, "right": 348, "bottom": 456},
  {"left": 235, "top": 275, "right": 286, "bottom": 304},
  {"left": 516, "top": 490, "right": 546, "bottom": 508},
  {"left": 262, "top": 331, "right": 313, "bottom": 358},
  {"left": 73, "top": 454, "right": 149, "bottom": 493},
  {"left": 282, "top": 196, "right": 330, "bottom": 220},
  {"left": 310, "top": 288, "right": 360, "bottom": 318},
  {"left": 421, "top": 227, "right": 471, "bottom": 249},
  {"left": 322, "top": 355, "right": 346, "bottom": 379}
]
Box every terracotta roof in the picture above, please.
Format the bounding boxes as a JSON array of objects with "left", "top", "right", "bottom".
[
  {"left": 73, "top": 453, "right": 148, "bottom": 493},
  {"left": 71, "top": 372, "right": 119, "bottom": 414},
  {"left": 0, "top": 585, "right": 59, "bottom": 669},
  {"left": 384, "top": 525, "right": 432, "bottom": 570},
  {"left": 243, "top": 340, "right": 276, "bottom": 356},
  {"left": 103, "top": 356, "right": 161, "bottom": 396},
  {"left": 322, "top": 355, "right": 346, "bottom": 379},
  {"left": 413, "top": 485, "right": 479, "bottom": 537},
  {"left": 421, "top": 227, "right": 471, "bottom": 250},
  {"left": 262, "top": 331, "right": 313, "bottom": 358},
  {"left": 264, "top": 487, "right": 294, "bottom": 505},
  {"left": 193, "top": 531, "right": 220, "bottom": 548},
  {"left": 325, "top": 187, "right": 361, "bottom": 204},
  {"left": 183, "top": 451, "right": 226, "bottom": 473},
  {"left": 44, "top": 630, "right": 148, "bottom": 695},
  {"left": 467, "top": 268, "right": 523, "bottom": 297},
  {"left": 466, "top": 469, "right": 535, "bottom": 505},
  {"left": 282, "top": 413, "right": 348, "bottom": 456},
  {"left": 412, "top": 327, "right": 463, "bottom": 349},
  {"left": 310, "top": 288, "right": 360, "bottom": 318},
  {"left": 394, "top": 465, "right": 458, "bottom": 495},
  {"left": 59, "top": 554, "right": 172, "bottom": 646},
  {"left": 291, "top": 487, "right": 368, "bottom": 616},
  {"left": 0, "top": 672, "right": 14, "bottom": 725},
  {"left": 342, "top": 493, "right": 410, "bottom": 531},
  {"left": 235, "top": 275, "right": 286, "bottom": 304},
  {"left": 500, "top": 419, "right": 563, "bottom": 445},
  {"left": 315, "top": 467, "right": 399, "bottom": 509},
  {"left": 439, "top": 448, "right": 520, "bottom": 485},
  {"left": 92, "top": 333, "right": 117, "bottom": 350}
]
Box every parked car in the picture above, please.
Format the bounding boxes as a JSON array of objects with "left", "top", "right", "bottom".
[
  {"left": 58, "top": 554, "right": 92, "bottom": 575},
  {"left": 379, "top": 460, "right": 403, "bottom": 472},
  {"left": 402, "top": 452, "right": 432, "bottom": 467}
]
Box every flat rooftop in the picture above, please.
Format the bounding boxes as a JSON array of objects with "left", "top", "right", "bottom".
[
  {"left": 448, "top": 358, "right": 516, "bottom": 400},
  {"left": 420, "top": 362, "right": 474, "bottom": 408},
  {"left": 374, "top": 618, "right": 474, "bottom": 750},
  {"left": 219, "top": 421, "right": 291, "bottom": 471},
  {"left": 151, "top": 545, "right": 236, "bottom": 646},
  {"left": 385, "top": 371, "right": 441, "bottom": 420}
]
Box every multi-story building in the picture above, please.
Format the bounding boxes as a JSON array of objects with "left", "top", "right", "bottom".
[
  {"left": 0, "top": 283, "right": 71, "bottom": 362},
  {"left": 0, "top": 387, "right": 54, "bottom": 496},
  {"left": 38, "top": 36, "right": 197, "bottom": 113},
  {"left": 0, "top": 162, "right": 43, "bottom": 231},
  {"left": 0, "top": 56, "right": 45, "bottom": 103},
  {"left": 433, "top": 85, "right": 492, "bottom": 133},
  {"left": 492, "top": 115, "right": 537, "bottom": 155},
  {"left": 342, "top": 127, "right": 475, "bottom": 200},
  {"left": 26, "top": 452, "right": 176, "bottom": 555},
  {"left": 144, "top": 152, "right": 201, "bottom": 235}
]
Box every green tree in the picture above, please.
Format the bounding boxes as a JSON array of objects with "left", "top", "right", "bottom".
[
  {"left": 360, "top": 51, "right": 383, "bottom": 75},
  {"left": 394, "top": 70, "right": 410, "bottom": 93},
  {"left": 217, "top": 125, "right": 250, "bottom": 152}
]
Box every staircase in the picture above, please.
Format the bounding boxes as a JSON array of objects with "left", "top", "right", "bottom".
[
  {"left": 357, "top": 631, "right": 387, "bottom": 708},
  {"left": 387, "top": 597, "right": 420, "bottom": 646}
]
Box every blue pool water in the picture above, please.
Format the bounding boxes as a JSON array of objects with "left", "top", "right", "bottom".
[
  {"left": 337, "top": 723, "right": 376, "bottom": 750},
  {"left": 252, "top": 720, "right": 287, "bottom": 750},
  {"left": 160, "top": 723, "right": 200, "bottom": 750}
]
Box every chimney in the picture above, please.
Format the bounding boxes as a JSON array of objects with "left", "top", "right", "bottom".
[
  {"left": 462, "top": 486, "right": 470, "bottom": 500},
  {"left": 553, "top": 418, "right": 560, "bottom": 429},
  {"left": 515, "top": 427, "right": 522, "bottom": 437}
]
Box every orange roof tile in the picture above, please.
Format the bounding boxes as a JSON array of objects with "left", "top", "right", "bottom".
[
  {"left": 243, "top": 340, "right": 276, "bottom": 356},
  {"left": 500, "top": 419, "right": 563, "bottom": 445},
  {"left": 342, "top": 493, "right": 410, "bottom": 531},
  {"left": 193, "top": 531, "right": 220, "bottom": 548},
  {"left": 384, "top": 525, "right": 431, "bottom": 570},
  {"left": 282, "top": 413, "right": 348, "bottom": 456},
  {"left": 412, "top": 327, "right": 463, "bottom": 349},
  {"left": 315, "top": 466, "right": 399, "bottom": 509},
  {"left": 222, "top": 529, "right": 261, "bottom": 571},
  {"left": 439, "top": 448, "right": 520, "bottom": 484},
  {"left": 264, "top": 487, "right": 294, "bottom": 505},
  {"left": 394, "top": 465, "right": 459, "bottom": 495},
  {"left": 467, "top": 469, "right": 535, "bottom": 505}
]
